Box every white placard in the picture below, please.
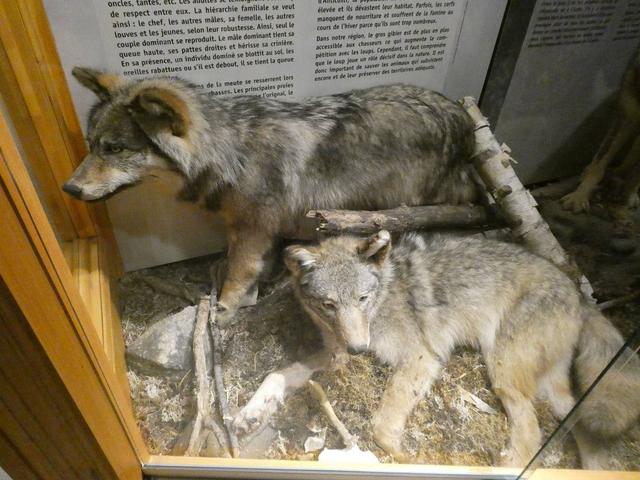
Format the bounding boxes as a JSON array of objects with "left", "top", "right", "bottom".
[{"left": 92, "top": 0, "right": 467, "bottom": 97}]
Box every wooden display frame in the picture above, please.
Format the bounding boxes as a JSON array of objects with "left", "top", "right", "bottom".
[{"left": 0, "top": 1, "right": 638, "bottom": 479}]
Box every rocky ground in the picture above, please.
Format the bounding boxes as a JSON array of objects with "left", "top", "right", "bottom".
[{"left": 118, "top": 186, "right": 640, "bottom": 470}]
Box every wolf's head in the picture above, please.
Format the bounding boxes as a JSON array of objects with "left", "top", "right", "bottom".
[
  {"left": 285, "top": 231, "right": 392, "bottom": 355},
  {"left": 62, "top": 67, "right": 210, "bottom": 201}
]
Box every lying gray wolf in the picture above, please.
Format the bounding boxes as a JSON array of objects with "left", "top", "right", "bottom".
[
  {"left": 233, "top": 231, "right": 640, "bottom": 468},
  {"left": 62, "top": 68, "right": 477, "bottom": 325},
  {"left": 562, "top": 48, "right": 640, "bottom": 213}
]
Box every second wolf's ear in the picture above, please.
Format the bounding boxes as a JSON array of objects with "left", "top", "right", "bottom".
[
  {"left": 358, "top": 230, "right": 391, "bottom": 266},
  {"left": 284, "top": 246, "right": 317, "bottom": 276},
  {"left": 72, "top": 67, "right": 123, "bottom": 101},
  {"left": 127, "top": 87, "right": 189, "bottom": 137}
]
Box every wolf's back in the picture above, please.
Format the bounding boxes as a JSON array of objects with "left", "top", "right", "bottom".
[{"left": 574, "top": 309, "right": 640, "bottom": 438}]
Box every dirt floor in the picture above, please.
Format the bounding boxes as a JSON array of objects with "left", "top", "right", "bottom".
[{"left": 118, "top": 191, "right": 640, "bottom": 470}]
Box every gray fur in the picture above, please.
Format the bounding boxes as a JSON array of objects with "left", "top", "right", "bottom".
[
  {"left": 64, "top": 69, "right": 477, "bottom": 323},
  {"left": 235, "top": 232, "right": 640, "bottom": 467}
]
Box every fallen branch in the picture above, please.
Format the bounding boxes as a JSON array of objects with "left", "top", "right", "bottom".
[
  {"left": 308, "top": 380, "right": 356, "bottom": 448},
  {"left": 597, "top": 290, "right": 640, "bottom": 311},
  {"left": 186, "top": 296, "right": 215, "bottom": 455},
  {"left": 208, "top": 282, "right": 240, "bottom": 458},
  {"left": 462, "top": 97, "right": 595, "bottom": 301},
  {"left": 204, "top": 417, "right": 232, "bottom": 457},
  {"left": 530, "top": 176, "right": 580, "bottom": 200},
  {"left": 306, "top": 204, "right": 502, "bottom": 237},
  {"left": 142, "top": 275, "right": 200, "bottom": 304}
]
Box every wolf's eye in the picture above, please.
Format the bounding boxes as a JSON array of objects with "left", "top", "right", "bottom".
[
  {"left": 359, "top": 294, "right": 369, "bottom": 303},
  {"left": 105, "top": 144, "right": 123, "bottom": 154},
  {"left": 322, "top": 300, "right": 336, "bottom": 311}
]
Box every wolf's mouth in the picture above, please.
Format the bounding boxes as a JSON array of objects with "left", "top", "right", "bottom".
[{"left": 85, "top": 181, "right": 141, "bottom": 202}]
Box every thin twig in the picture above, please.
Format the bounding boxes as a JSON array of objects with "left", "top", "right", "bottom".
[
  {"left": 204, "top": 416, "right": 231, "bottom": 454},
  {"left": 308, "top": 379, "right": 356, "bottom": 448},
  {"left": 597, "top": 290, "right": 640, "bottom": 311},
  {"left": 208, "top": 281, "right": 240, "bottom": 458}
]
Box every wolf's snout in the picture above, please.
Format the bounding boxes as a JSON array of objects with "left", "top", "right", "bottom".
[
  {"left": 62, "top": 182, "right": 83, "bottom": 199},
  {"left": 347, "top": 344, "right": 367, "bottom": 355}
]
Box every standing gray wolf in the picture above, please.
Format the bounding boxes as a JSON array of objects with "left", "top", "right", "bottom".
[
  {"left": 62, "top": 68, "right": 477, "bottom": 325},
  {"left": 232, "top": 231, "right": 640, "bottom": 468},
  {"left": 562, "top": 48, "right": 640, "bottom": 213}
]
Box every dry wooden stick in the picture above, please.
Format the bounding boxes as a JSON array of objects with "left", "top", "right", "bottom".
[
  {"left": 462, "top": 97, "right": 595, "bottom": 301},
  {"left": 597, "top": 290, "right": 640, "bottom": 311},
  {"left": 530, "top": 176, "right": 580, "bottom": 200},
  {"left": 208, "top": 282, "right": 240, "bottom": 458},
  {"left": 186, "top": 296, "right": 213, "bottom": 455},
  {"left": 307, "top": 204, "right": 502, "bottom": 236},
  {"left": 308, "top": 380, "right": 356, "bottom": 448},
  {"left": 204, "top": 416, "right": 231, "bottom": 456},
  {"left": 142, "top": 275, "right": 200, "bottom": 304}
]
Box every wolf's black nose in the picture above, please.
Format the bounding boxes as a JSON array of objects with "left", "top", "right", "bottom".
[
  {"left": 62, "top": 182, "right": 83, "bottom": 199},
  {"left": 347, "top": 345, "right": 366, "bottom": 355}
]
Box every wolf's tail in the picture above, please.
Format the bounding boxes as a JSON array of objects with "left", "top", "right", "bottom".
[{"left": 574, "top": 308, "right": 640, "bottom": 438}]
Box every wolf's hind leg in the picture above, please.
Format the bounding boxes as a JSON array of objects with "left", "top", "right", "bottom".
[
  {"left": 486, "top": 340, "right": 541, "bottom": 466},
  {"left": 492, "top": 385, "right": 541, "bottom": 467},
  {"left": 562, "top": 117, "right": 633, "bottom": 213},
  {"left": 619, "top": 136, "right": 640, "bottom": 208},
  {"left": 538, "top": 359, "right": 574, "bottom": 419},
  {"left": 372, "top": 351, "right": 441, "bottom": 462},
  {"left": 572, "top": 426, "right": 610, "bottom": 470},
  {"left": 537, "top": 361, "right": 610, "bottom": 468},
  {"left": 218, "top": 229, "right": 275, "bottom": 326}
]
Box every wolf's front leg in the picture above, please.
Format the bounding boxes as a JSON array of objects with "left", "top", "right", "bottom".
[
  {"left": 372, "top": 352, "right": 441, "bottom": 462},
  {"left": 217, "top": 229, "right": 275, "bottom": 326},
  {"left": 233, "top": 350, "right": 332, "bottom": 436}
]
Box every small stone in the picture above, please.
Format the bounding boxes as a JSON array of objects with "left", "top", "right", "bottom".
[
  {"left": 126, "top": 305, "right": 211, "bottom": 375},
  {"left": 304, "top": 435, "right": 325, "bottom": 453}
]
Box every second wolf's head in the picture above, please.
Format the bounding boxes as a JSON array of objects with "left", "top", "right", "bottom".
[
  {"left": 62, "top": 68, "right": 235, "bottom": 202},
  {"left": 285, "top": 231, "right": 393, "bottom": 355}
]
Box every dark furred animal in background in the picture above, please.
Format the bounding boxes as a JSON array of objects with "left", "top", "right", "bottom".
[
  {"left": 63, "top": 68, "right": 478, "bottom": 325},
  {"left": 562, "top": 48, "right": 640, "bottom": 213}
]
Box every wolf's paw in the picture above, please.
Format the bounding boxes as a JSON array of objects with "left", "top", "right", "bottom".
[
  {"left": 499, "top": 448, "right": 527, "bottom": 468},
  {"left": 626, "top": 192, "right": 640, "bottom": 209},
  {"left": 561, "top": 190, "right": 590, "bottom": 213},
  {"left": 373, "top": 422, "right": 407, "bottom": 462},
  {"left": 215, "top": 302, "right": 237, "bottom": 328},
  {"left": 374, "top": 434, "right": 408, "bottom": 462},
  {"left": 232, "top": 373, "right": 285, "bottom": 436}
]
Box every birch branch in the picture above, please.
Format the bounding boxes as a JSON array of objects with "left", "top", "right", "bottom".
[{"left": 462, "top": 97, "right": 595, "bottom": 301}]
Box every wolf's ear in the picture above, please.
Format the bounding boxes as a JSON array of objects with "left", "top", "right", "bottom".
[
  {"left": 127, "top": 87, "right": 189, "bottom": 137},
  {"left": 285, "top": 246, "right": 317, "bottom": 276},
  {"left": 72, "top": 67, "right": 123, "bottom": 101},
  {"left": 358, "top": 230, "right": 391, "bottom": 266}
]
